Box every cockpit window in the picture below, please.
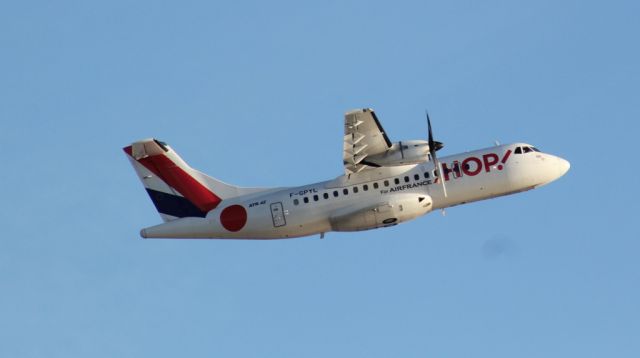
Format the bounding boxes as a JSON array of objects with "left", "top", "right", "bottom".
[
  {"left": 523, "top": 146, "right": 533, "bottom": 153},
  {"left": 515, "top": 147, "right": 522, "bottom": 154},
  {"left": 531, "top": 147, "right": 541, "bottom": 152}
]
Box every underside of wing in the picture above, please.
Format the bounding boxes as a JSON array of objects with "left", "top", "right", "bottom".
[{"left": 343, "top": 108, "right": 392, "bottom": 174}]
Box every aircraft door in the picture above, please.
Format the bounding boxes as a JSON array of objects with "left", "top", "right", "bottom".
[{"left": 270, "top": 202, "right": 286, "bottom": 227}]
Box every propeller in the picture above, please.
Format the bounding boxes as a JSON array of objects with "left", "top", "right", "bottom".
[{"left": 426, "top": 111, "right": 448, "bottom": 197}]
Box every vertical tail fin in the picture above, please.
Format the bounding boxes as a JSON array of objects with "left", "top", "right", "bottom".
[{"left": 123, "top": 138, "right": 267, "bottom": 222}]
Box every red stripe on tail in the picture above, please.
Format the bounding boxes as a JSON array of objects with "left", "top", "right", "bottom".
[{"left": 123, "top": 147, "right": 222, "bottom": 212}]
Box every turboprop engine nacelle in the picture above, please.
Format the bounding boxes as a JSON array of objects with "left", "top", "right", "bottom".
[
  {"left": 365, "top": 140, "right": 442, "bottom": 167},
  {"left": 330, "top": 193, "right": 433, "bottom": 232}
]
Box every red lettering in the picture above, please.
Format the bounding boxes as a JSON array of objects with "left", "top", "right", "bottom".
[
  {"left": 441, "top": 162, "right": 452, "bottom": 181},
  {"left": 452, "top": 161, "right": 462, "bottom": 178},
  {"left": 441, "top": 161, "right": 462, "bottom": 181},
  {"left": 482, "top": 153, "right": 499, "bottom": 172},
  {"left": 462, "top": 157, "right": 482, "bottom": 176},
  {"left": 501, "top": 149, "right": 512, "bottom": 164},
  {"left": 497, "top": 149, "right": 512, "bottom": 170}
]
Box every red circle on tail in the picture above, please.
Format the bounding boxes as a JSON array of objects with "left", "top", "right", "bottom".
[{"left": 220, "top": 205, "right": 247, "bottom": 232}]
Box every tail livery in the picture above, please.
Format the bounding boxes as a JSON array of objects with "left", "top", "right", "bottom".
[{"left": 123, "top": 139, "right": 261, "bottom": 222}]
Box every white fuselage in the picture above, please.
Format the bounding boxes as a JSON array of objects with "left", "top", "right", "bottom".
[{"left": 140, "top": 143, "right": 570, "bottom": 239}]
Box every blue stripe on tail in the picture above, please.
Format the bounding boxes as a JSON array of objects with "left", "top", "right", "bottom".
[{"left": 145, "top": 189, "right": 207, "bottom": 218}]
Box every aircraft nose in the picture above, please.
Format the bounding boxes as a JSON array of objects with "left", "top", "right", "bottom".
[{"left": 557, "top": 157, "right": 570, "bottom": 177}]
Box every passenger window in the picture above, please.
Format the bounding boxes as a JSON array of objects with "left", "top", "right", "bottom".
[
  {"left": 404, "top": 176, "right": 410, "bottom": 183},
  {"left": 333, "top": 190, "right": 339, "bottom": 197},
  {"left": 394, "top": 178, "right": 400, "bottom": 185},
  {"left": 353, "top": 186, "right": 359, "bottom": 193},
  {"left": 313, "top": 194, "right": 319, "bottom": 201},
  {"left": 523, "top": 147, "right": 532, "bottom": 153},
  {"left": 424, "top": 172, "right": 430, "bottom": 179},
  {"left": 384, "top": 180, "right": 389, "bottom": 187},
  {"left": 363, "top": 184, "right": 369, "bottom": 191},
  {"left": 515, "top": 147, "right": 522, "bottom": 154},
  {"left": 294, "top": 199, "right": 299, "bottom": 205},
  {"left": 323, "top": 193, "right": 329, "bottom": 199},
  {"left": 373, "top": 182, "right": 379, "bottom": 189},
  {"left": 303, "top": 197, "right": 309, "bottom": 204},
  {"left": 343, "top": 188, "right": 348, "bottom": 195},
  {"left": 414, "top": 174, "right": 420, "bottom": 181}
]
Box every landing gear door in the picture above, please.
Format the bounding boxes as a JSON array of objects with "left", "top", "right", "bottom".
[{"left": 270, "top": 202, "right": 286, "bottom": 227}]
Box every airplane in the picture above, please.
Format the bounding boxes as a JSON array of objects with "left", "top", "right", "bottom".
[{"left": 123, "top": 108, "right": 570, "bottom": 239}]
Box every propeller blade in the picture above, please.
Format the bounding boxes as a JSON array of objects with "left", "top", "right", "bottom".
[
  {"left": 427, "top": 112, "right": 434, "bottom": 145},
  {"left": 426, "top": 111, "right": 447, "bottom": 197}
]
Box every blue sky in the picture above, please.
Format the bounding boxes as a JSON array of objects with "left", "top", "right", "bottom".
[{"left": 1, "top": 0, "right": 639, "bottom": 357}]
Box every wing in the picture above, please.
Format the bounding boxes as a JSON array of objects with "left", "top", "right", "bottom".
[{"left": 343, "top": 108, "right": 392, "bottom": 174}]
